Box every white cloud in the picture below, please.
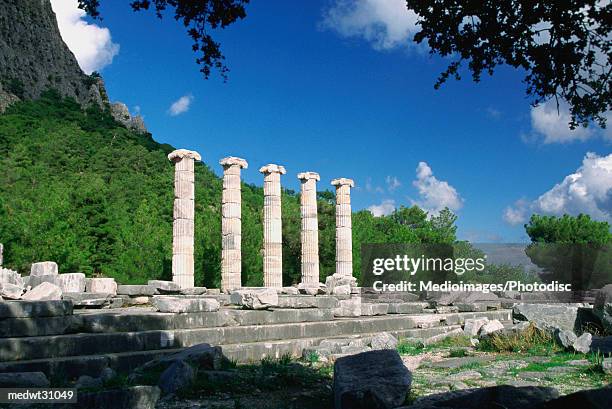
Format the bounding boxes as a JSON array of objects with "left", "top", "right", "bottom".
[
  {"left": 368, "top": 199, "right": 396, "bottom": 216},
  {"left": 320, "top": 0, "right": 420, "bottom": 50},
  {"left": 504, "top": 153, "right": 612, "bottom": 224},
  {"left": 386, "top": 175, "right": 401, "bottom": 191},
  {"left": 503, "top": 199, "right": 529, "bottom": 226},
  {"left": 529, "top": 100, "right": 595, "bottom": 143},
  {"left": 50, "top": 0, "right": 119, "bottom": 74},
  {"left": 365, "top": 177, "right": 384, "bottom": 194},
  {"left": 168, "top": 95, "right": 193, "bottom": 116},
  {"left": 411, "top": 162, "right": 463, "bottom": 215}
]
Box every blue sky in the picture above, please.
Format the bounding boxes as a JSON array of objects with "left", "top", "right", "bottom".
[{"left": 51, "top": 0, "right": 612, "bottom": 242}]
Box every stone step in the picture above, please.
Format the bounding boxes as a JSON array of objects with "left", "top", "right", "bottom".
[
  {"left": 0, "top": 300, "right": 73, "bottom": 319},
  {"left": 0, "top": 310, "right": 511, "bottom": 362},
  {"left": 0, "top": 308, "right": 337, "bottom": 338},
  {"left": 0, "top": 325, "right": 465, "bottom": 379}
]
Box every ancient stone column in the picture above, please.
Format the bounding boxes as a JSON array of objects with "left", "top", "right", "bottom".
[
  {"left": 220, "top": 157, "right": 248, "bottom": 291},
  {"left": 298, "top": 172, "right": 320, "bottom": 285},
  {"left": 332, "top": 178, "right": 355, "bottom": 277},
  {"left": 168, "top": 149, "right": 201, "bottom": 289},
  {"left": 259, "top": 164, "right": 286, "bottom": 288},
  {"left": 0, "top": 243, "right": 3, "bottom": 266}
]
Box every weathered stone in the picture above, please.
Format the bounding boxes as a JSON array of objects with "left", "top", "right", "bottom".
[
  {"left": 370, "top": 332, "right": 398, "bottom": 350},
  {"left": 30, "top": 261, "right": 58, "bottom": 276},
  {"left": 56, "top": 273, "right": 86, "bottom": 293},
  {"left": 0, "top": 282, "right": 23, "bottom": 299},
  {"left": 513, "top": 303, "right": 579, "bottom": 332},
  {"left": 134, "top": 343, "right": 222, "bottom": 377},
  {"left": 298, "top": 171, "right": 320, "bottom": 285},
  {"left": 152, "top": 296, "right": 220, "bottom": 313},
  {"left": 0, "top": 268, "right": 23, "bottom": 287},
  {"left": 297, "top": 282, "right": 326, "bottom": 295},
  {"left": 230, "top": 288, "right": 279, "bottom": 309},
  {"left": 553, "top": 328, "right": 577, "bottom": 349},
  {"left": 277, "top": 295, "right": 338, "bottom": 309},
  {"left": 422, "top": 328, "right": 464, "bottom": 346},
  {"left": 148, "top": 280, "right": 181, "bottom": 293},
  {"left": 22, "top": 281, "right": 62, "bottom": 301},
  {"left": 73, "top": 386, "right": 160, "bottom": 409},
  {"left": 28, "top": 274, "right": 58, "bottom": 289},
  {"left": 75, "top": 375, "right": 103, "bottom": 389},
  {"left": 63, "top": 292, "right": 113, "bottom": 307},
  {"left": 158, "top": 360, "right": 196, "bottom": 395},
  {"left": 334, "top": 297, "right": 361, "bottom": 317},
  {"left": 478, "top": 319, "right": 504, "bottom": 337},
  {"left": 572, "top": 332, "right": 592, "bottom": 354},
  {"left": 334, "top": 349, "right": 411, "bottom": 409},
  {"left": 333, "top": 284, "right": 351, "bottom": 295},
  {"left": 594, "top": 284, "right": 612, "bottom": 334},
  {"left": 463, "top": 318, "right": 489, "bottom": 336},
  {"left": 602, "top": 358, "right": 612, "bottom": 375},
  {"left": 361, "top": 303, "right": 389, "bottom": 316},
  {"left": 117, "top": 285, "right": 156, "bottom": 296},
  {"left": 407, "top": 385, "right": 559, "bottom": 409},
  {"left": 0, "top": 372, "right": 50, "bottom": 388},
  {"left": 180, "top": 287, "right": 207, "bottom": 295},
  {"left": 387, "top": 302, "right": 428, "bottom": 314},
  {"left": 0, "top": 300, "right": 73, "bottom": 318},
  {"left": 86, "top": 278, "right": 117, "bottom": 295},
  {"left": 280, "top": 287, "right": 300, "bottom": 295}
]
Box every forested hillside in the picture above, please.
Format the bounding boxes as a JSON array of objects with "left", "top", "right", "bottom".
[{"left": 0, "top": 91, "right": 460, "bottom": 287}]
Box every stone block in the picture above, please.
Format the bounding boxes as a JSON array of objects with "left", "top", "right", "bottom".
[
  {"left": 334, "top": 297, "right": 361, "bottom": 317},
  {"left": 86, "top": 278, "right": 117, "bottom": 295},
  {"left": 554, "top": 328, "right": 578, "bottom": 349},
  {"left": 0, "top": 372, "right": 50, "bottom": 388},
  {"left": 30, "top": 261, "right": 58, "bottom": 277},
  {"left": 479, "top": 319, "right": 504, "bottom": 337},
  {"left": 63, "top": 292, "right": 113, "bottom": 307},
  {"left": 361, "top": 303, "right": 388, "bottom": 316},
  {"left": 370, "top": 332, "right": 398, "bottom": 350},
  {"left": 0, "top": 300, "right": 73, "bottom": 318},
  {"left": 117, "top": 285, "right": 157, "bottom": 296},
  {"left": 180, "top": 287, "right": 207, "bottom": 295},
  {"left": 572, "top": 332, "right": 592, "bottom": 354},
  {"left": 152, "top": 296, "right": 220, "bottom": 313},
  {"left": 387, "top": 302, "right": 428, "bottom": 314},
  {"left": 464, "top": 318, "right": 489, "bottom": 336},
  {"left": 230, "top": 288, "right": 279, "bottom": 309},
  {"left": 513, "top": 303, "right": 579, "bottom": 332},
  {"left": 0, "top": 268, "right": 23, "bottom": 287},
  {"left": 148, "top": 280, "right": 182, "bottom": 293},
  {"left": 333, "top": 284, "right": 351, "bottom": 295},
  {"left": 56, "top": 273, "right": 86, "bottom": 292},
  {"left": 0, "top": 282, "right": 23, "bottom": 299},
  {"left": 22, "top": 281, "right": 62, "bottom": 301},
  {"left": 333, "top": 350, "right": 411, "bottom": 409}
]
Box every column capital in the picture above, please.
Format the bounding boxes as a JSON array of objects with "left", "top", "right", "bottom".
[
  {"left": 220, "top": 156, "right": 248, "bottom": 169},
  {"left": 168, "top": 149, "right": 202, "bottom": 162},
  {"left": 297, "top": 172, "right": 320, "bottom": 181},
  {"left": 259, "top": 164, "right": 286, "bottom": 175},
  {"left": 331, "top": 178, "right": 354, "bottom": 188}
]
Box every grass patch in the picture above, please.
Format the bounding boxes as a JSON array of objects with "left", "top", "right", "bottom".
[
  {"left": 478, "top": 323, "right": 559, "bottom": 355},
  {"left": 397, "top": 335, "right": 473, "bottom": 356}
]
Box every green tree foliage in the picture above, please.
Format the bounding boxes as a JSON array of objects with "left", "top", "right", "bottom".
[
  {"left": 406, "top": 0, "right": 611, "bottom": 128},
  {"left": 524, "top": 214, "right": 612, "bottom": 289},
  {"left": 0, "top": 92, "right": 460, "bottom": 285}
]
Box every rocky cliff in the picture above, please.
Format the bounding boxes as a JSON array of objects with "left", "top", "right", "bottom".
[
  {"left": 0, "top": 0, "right": 107, "bottom": 110},
  {"left": 0, "top": 0, "right": 146, "bottom": 133}
]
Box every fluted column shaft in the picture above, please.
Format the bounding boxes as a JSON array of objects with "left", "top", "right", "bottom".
[
  {"left": 298, "top": 172, "right": 320, "bottom": 285},
  {"left": 169, "top": 149, "right": 201, "bottom": 288},
  {"left": 332, "top": 178, "right": 354, "bottom": 277},
  {"left": 220, "top": 157, "right": 248, "bottom": 291},
  {"left": 260, "top": 164, "right": 286, "bottom": 288}
]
